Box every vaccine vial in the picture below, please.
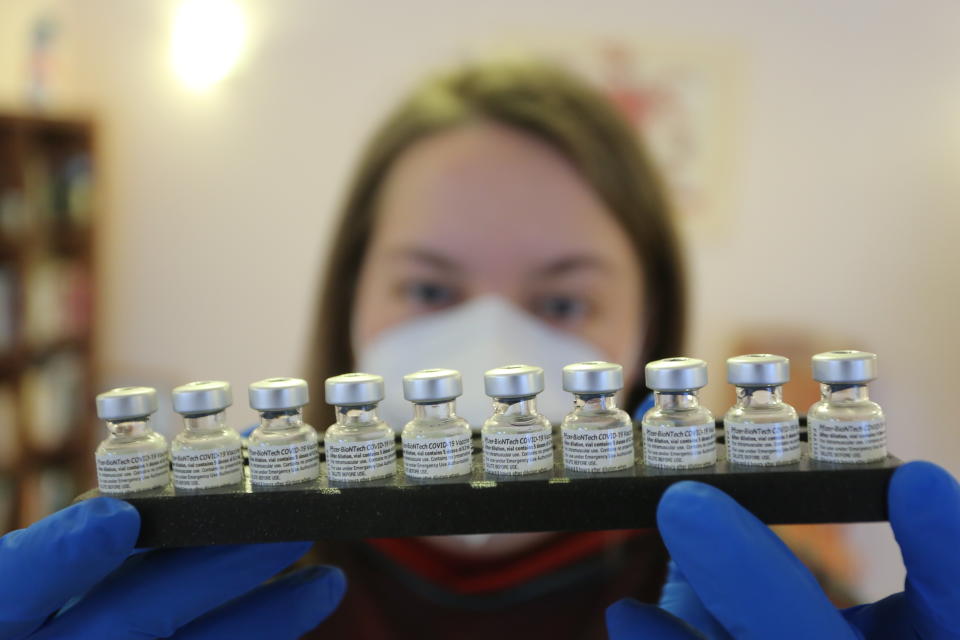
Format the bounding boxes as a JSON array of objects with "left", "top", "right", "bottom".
[
  {"left": 401, "top": 369, "right": 473, "bottom": 479},
  {"left": 324, "top": 373, "right": 397, "bottom": 482},
  {"left": 560, "top": 361, "right": 635, "bottom": 472},
  {"left": 808, "top": 350, "right": 886, "bottom": 463},
  {"left": 481, "top": 364, "right": 554, "bottom": 475},
  {"left": 95, "top": 387, "right": 169, "bottom": 494},
  {"left": 723, "top": 355, "right": 801, "bottom": 466},
  {"left": 170, "top": 381, "right": 244, "bottom": 490},
  {"left": 642, "top": 358, "right": 716, "bottom": 469},
  {"left": 247, "top": 377, "right": 320, "bottom": 486}
]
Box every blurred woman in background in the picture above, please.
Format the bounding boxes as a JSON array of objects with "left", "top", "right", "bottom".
[{"left": 302, "top": 59, "right": 687, "bottom": 638}]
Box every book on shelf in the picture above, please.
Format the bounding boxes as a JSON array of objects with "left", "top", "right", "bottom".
[
  {"left": 0, "top": 477, "right": 13, "bottom": 533},
  {"left": 0, "top": 267, "right": 14, "bottom": 352},
  {"left": 0, "top": 384, "right": 17, "bottom": 470},
  {"left": 22, "top": 349, "right": 84, "bottom": 451}
]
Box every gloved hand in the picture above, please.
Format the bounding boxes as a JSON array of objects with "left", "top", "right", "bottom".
[
  {"left": 606, "top": 460, "right": 960, "bottom": 639},
  {"left": 0, "top": 497, "right": 346, "bottom": 640}
]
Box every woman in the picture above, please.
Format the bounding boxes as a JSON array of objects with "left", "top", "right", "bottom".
[
  {"left": 303, "top": 60, "right": 683, "bottom": 638},
  {"left": 2, "top": 61, "right": 957, "bottom": 640}
]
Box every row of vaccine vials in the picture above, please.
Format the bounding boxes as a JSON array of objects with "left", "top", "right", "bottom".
[{"left": 93, "top": 350, "right": 886, "bottom": 494}]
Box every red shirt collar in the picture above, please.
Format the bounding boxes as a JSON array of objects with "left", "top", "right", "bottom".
[{"left": 367, "top": 530, "right": 650, "bottom": 594}]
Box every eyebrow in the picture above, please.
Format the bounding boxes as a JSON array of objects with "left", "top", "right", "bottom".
[
  {"left": 533, "top": 255, "right": 612, "bottom": 278},
  {"left": 387, "top": 248, "right": 464, "bottom": 274}
]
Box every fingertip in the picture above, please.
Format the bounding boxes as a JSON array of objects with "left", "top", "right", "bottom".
[
  {"left": 665, "top": 559, "right": 685, "bottom": 583},
  {"left": 891, "top": 461, "right": 959, "bottom": 506},
  {"left": 320, "top": 565, "right": 347, "bottom": 603},
  {"left": 661, "top": 480, "right": 727, "bottom": 505},
  {"left": 605, "top": 598, "right": 646, "bottom": 639},
  {"left": 82, "top": 497, "right": 140, "bottom": 551},
  {"left": 657, "top": 481, "right": 729, "bottom": 530},
  {"left": 606, "top": 596, "right": 644, "bottom": 619},
  {"left": 658, "top": 480, "right": 707, "bottom": 511},
  {"left": 889, "top": 459, "right": 960, "bottom": 543},
  {"left": 301, "top": 566, "right": 347, "bottom": 619},
  {"left": 606, "top": 597, "right": 699, "bottom": 639}
]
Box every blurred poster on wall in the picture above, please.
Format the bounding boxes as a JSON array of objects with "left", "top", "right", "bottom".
[{"left": 475, "top": 36, "right": 744, "bottom": 233}]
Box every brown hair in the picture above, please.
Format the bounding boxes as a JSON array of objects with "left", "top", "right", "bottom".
[{"left": 305, "top": 60, "right": 685, "bottom": 426}]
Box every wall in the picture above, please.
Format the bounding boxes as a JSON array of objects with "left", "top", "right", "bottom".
[{"left": 2, "top": 0, "right": 959, "bottom": 601}]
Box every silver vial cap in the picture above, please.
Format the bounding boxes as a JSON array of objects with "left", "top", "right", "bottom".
[
  {"left": 562, "top": 361, "right": 623, "bottom": 394},
  {"left": 403, "top": 368, "right": 462, "bottom": 403},
  {"left": 172, "top": 380, "right": 232, "bottom": 415},
  {"left": 248, "top": 377, "right": 309, "bottom": 411},
  {"left": 645, "top": 357, "right": 708, "bottom": 391},
  {"left": 96, "top": 386, "right": 158, "bottom": 421},
  {"left": 812, "top": 350, "right": 878, "bottom": 383},
  {"left": 484, "top": 364, "right": 544, "bottom": 398},
  {"left": 727, "top": 354, "right": 790, "bottom": 386},
  {"left": 325, "top": 372, "right": 384, "bottom": 406}
]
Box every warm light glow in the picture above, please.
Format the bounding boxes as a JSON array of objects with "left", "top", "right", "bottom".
[{"left": 170, "top": 0, "right": 246, "bottom": 90}]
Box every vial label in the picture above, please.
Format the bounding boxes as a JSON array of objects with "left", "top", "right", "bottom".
[
  {"left": 483, "top": 431, "right": 554, "bottom": 475},
  {"left": 172, "top": 446, "right": 244, "bottom": 489},
  {"left": 326, "top": 436, "right": 397, "bottom": 481},
  {"left": 562, "top": 423, "right": 635, "bottom": 472},
  {"left": 642, "top": 422, "right": 717, "bottom": 469},
  {"left": 402, "top": 434, "right": 473, "bottom": 478},
  {"left": 248, "top": 441, "right": 320, "bottom": 486},
  {"left": 725, "top": 421, "right": 801, "bottom": 466},
  {"left": 808, "top": 419, "right": 887, "bottom": 463},
  {"left": 96, "top": 451, "right": 169, "bottom": 494}
]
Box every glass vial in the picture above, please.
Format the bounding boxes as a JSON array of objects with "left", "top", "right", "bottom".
[
  {"left": 808, "top": 350, "right": 886, "bottom": 463},
  {"left": 95, "top": 386, "right": 169, "bottom": 494},
  {"left": 324, "top": 373, "right": 397, "bottom": 482},
  {"left": 170, "top": 380, "right": 244, "bottom": 490},
  {"left": 247, "top": 377, "right": 320, "bottom": 486},
  {"left": 560, "top": 361, "right": 635, "bottom": 472},
  {"left": 723, "top": 354, "right": 801, "bottom": 466},
  {"left": 401, "top": 369, "right": 473, "bottom": 479},
  {"left": 481, "top": 364, "right": 554, "bottom": 475},
  {"left": 642, "top": 358, "right": 716, "bottom": 469}
]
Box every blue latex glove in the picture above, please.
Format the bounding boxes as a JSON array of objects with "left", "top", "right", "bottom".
[
  {"left": 0, "top": 497, "right": 346, "bottom": 640},
  {"left": 607, "top": 461, "right": 960, "bottom": 639}
]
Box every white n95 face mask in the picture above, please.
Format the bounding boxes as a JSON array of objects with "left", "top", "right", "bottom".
[{"left": 354, "top": 296, "right": 605, "bottom": 430}]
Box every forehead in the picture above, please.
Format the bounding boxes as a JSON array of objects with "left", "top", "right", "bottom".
[{"left": 371, "top": 122, "right": 632, "bottom": 271}]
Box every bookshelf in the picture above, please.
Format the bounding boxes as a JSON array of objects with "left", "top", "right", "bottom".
[{"left": 0, "top": 113, "right": 96, "bottom": 533}]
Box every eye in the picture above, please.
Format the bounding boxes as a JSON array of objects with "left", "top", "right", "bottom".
[
  {"left": 401, "top": 280, "right": 460, "bottom": 310},
  {"left": 530, "top": 294, "right": 590, "bottom": 326}
]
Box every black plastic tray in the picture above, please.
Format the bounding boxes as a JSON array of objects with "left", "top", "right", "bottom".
[{"left": 75, "top": 430, "right": 900, "bottom": 548}]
